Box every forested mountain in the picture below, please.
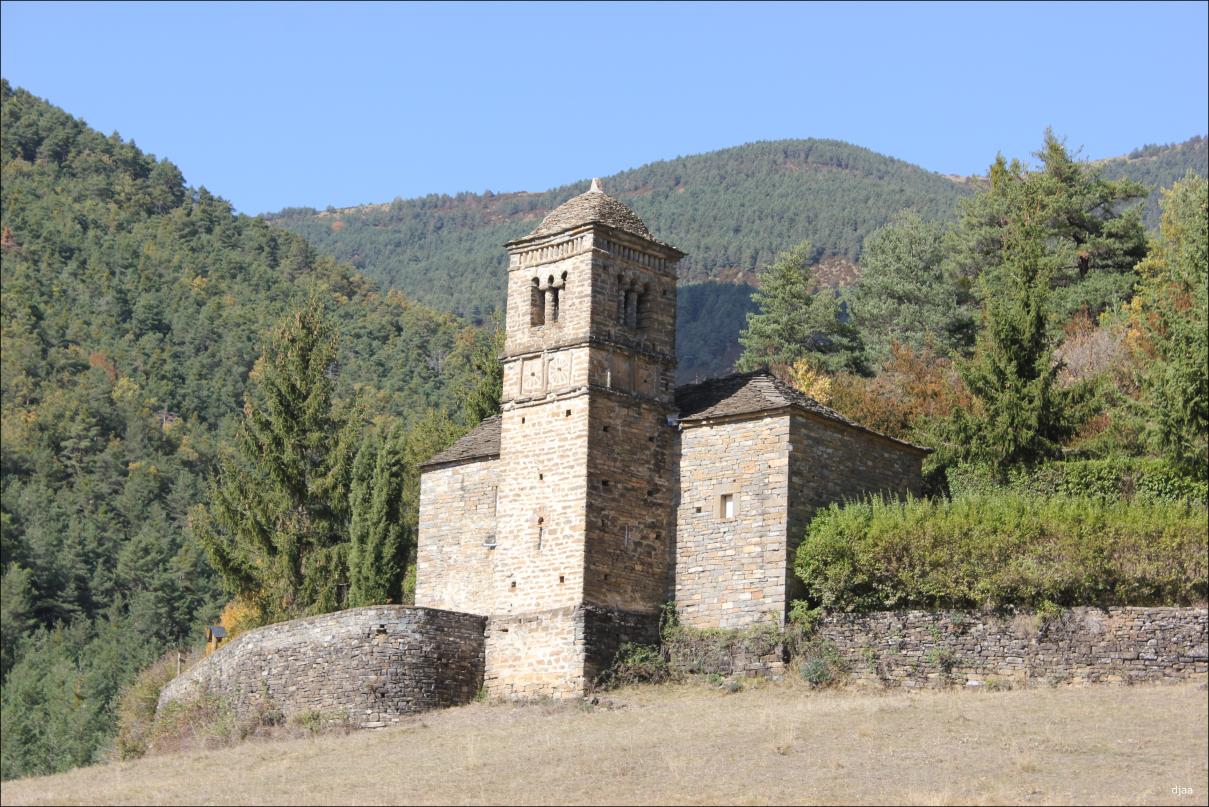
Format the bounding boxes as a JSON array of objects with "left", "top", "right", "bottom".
[
  {"left": 268, "top": 141, "right": 974, "bottom": 381},
  {"left": 0, "top": 79, "right": 488, "bottom": 779},
  {"left": 1100, "top": 135, "right": 1208, "bottom": 227},
  {"left": 269, "top": 135, "right": 1206, "bottom": 381}
]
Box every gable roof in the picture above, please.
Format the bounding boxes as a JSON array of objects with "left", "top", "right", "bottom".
[
  {"left": 418, "top": 415, "right": 501, "bottom": 469},
  {"left": 675, "top": 370, "right": 930, "bottom": 453},
  {"left": 419, "top": 372, "right": 929, "bottom": 473}
]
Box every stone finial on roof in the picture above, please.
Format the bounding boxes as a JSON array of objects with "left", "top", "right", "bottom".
[{"left": 589, "top": 177, "right": 604, "bottom": 193}]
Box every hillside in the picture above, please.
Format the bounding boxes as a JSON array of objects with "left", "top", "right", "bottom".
[
  {"left": 1100, "top": 135, "right": 1209, "bottom": 227},
  {"left": 0, "top": 79, "right": 487, "bottom": 780},
  {"left": 268, "top": 135, "right": 1206, "bottom": 381},
  {"left": 268, "top": 141, "right": 973, "bottom": 381},
  {"left": 3, "top": 682, "right": 1205, "bottom": 805}
]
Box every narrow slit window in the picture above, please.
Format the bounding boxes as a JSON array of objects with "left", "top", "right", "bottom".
[{"left": 720, "top": 493, "right": 735, "bottom": 519}]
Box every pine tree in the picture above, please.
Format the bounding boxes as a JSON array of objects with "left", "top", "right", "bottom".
[
  {"left": 851, "top": 210, "right": 971, "bottom": 366},
  {"left": 457, "top": 327, "right": 504, "bottom": 426},
  {"left": 193, "top": 297, "right": 351, "bottom": 623},
  {"left": 948, "top": 130, "right": 1147, "bottom": 321},
  {"left": 736, "top": 241, "right": 867, "bottom": 375}
]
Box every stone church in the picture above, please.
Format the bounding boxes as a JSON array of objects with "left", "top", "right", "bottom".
[{"left": 416, "top": 180, "right": 927, "bottom": 698}]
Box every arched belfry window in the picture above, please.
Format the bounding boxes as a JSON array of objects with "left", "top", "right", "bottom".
[
  {"left": 530, "top": 273, "right": 567, "bottom": 328},
  {"left": 530, "top": 277, "right": 545, "bottom": 327}
]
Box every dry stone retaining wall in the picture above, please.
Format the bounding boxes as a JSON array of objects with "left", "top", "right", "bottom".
[
  {"left": 157, "top": 606, "right": 485, "bottom": 727},
  {"left": 817, "top": 606, "right": 1208, "bottom": 687}
]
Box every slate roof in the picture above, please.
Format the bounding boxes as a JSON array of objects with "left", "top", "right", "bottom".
[
  {"left": 674, "top": 370, "right": 930, "bottom": 453},
  {"left": 418, "top": 415, "right": 502, "bottom": 469},
  {"left": 419, "top": 371, "right": 927, "bottom": 471},
  {"left": 508, "top": 179, "right": 681, "bottom": 253}
]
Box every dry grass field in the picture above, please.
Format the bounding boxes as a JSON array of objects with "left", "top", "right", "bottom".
[{"left": 3, "top": 680, "right": 1207, "bottom": 806}]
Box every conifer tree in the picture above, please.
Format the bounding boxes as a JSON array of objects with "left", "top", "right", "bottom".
[
  {"left": 948, "top": 130, "right": 1147, "bottom": 320},
  {"left": 194, "top": 297, "right": 351, "bottom": 623},
  {"left": 457, "top": 327, "right": 504, "bottom": 426},
  {"left": 347, "top": 425, "right": 409, "bottom": 606},
  {"left": 736, "top": 241, "right": 867, "bottom": 375},
  {"left": 953, "top": 172, "right": 1097, "bottom": 469},
  {"left": 1130, "top": 172, "right": 1209, "bottom": 476},
  {"left": 851, "top": 210, "right": 970, "bottom": 366}
]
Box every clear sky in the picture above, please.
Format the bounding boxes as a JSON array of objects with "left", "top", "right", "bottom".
[{"left": 2, "top": 1, "right": 1206, "bottom": 214}]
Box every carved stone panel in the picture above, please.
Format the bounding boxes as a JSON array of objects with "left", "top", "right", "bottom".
[
  {"left": 521, "top": 357, "right": 544, "bottom": 396},
  {"left": 547, "top": 352, "right": 572, "bottom": 388}
]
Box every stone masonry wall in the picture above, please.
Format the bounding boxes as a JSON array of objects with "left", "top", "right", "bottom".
[
  {"left": 818, "top": 607, "right": 1208, "bottom": 687},
  {"left": 493, "top": 397, "right": 590, "bottom": 616},
  {"left": 675, "top": 415, "right": 792, "bottom": 629},
  {"left": 484, "top": 606, "right": 585, "bottom": 698},
  {"left": 786, "top": 415, "right": 925, "bottom": 604},
  {"left": 415, "top": 457, "right": 498, "bottom": 614},
  {"left": 157, "top": 606, "right": 485, "bottom": 727},
  {"left": 584, "top": 392, "right": 677, "bottom": 615},
  {"left": 483, "top": 605, "right": 660, "bottom": 698}
]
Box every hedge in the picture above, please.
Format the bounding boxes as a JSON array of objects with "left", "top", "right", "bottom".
[
  {"left": 794, "top": 494, "right": 1208, "bottom": 611},
  {"left": 945, "top": 458, "right": 1207, "bottom": 505}
]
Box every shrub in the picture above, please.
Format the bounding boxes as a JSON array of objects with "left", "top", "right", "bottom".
[
  {"left": 946, "top": 458, "right": 1207, "bottom": 505},
  {"left": 796, "top": 639, "right": 844, "bottom": 687},
  {"left": 594, "top": 643, "right": 669, "bottom": 690},
  {"left": 795, "top": 494, "right": 1208, "bottom": 611},
  {"left": 113, "top": 648, "right": 199, "bottom": 761}
]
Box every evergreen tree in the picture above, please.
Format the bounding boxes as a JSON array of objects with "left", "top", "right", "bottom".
[
  {"left": 456, "top": 326, "right": 504, "bottom": 426},
  {"left": 736, "top": 241, "right": 867, "bottom": 375},
  {"left": 194, "top": 298, "right": 351, "bottom": 623},
  {"left": 948, "top": 130, "right": 1147, "bottom": 320},
  {"left": 1130, "top": 172, "right": 1209, "bottom": 476},
  {"left": 851, "top": 211, "right": 971, "bottom": 365},
  {"left": 953, "top": 172, "right": 1097, "bottom": 468},
  {"left": 347, "top": 425, "right": 409, "bottom": 606}
]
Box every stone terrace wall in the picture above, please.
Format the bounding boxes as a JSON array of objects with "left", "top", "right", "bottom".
[
  {"left": 818, "top": 607, "right": 1208, "bottom": 688},
  {"left": 158, "top": 606, "right": 485, "bottom": 727}
]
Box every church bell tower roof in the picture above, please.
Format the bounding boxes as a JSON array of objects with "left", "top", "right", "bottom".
[{"left": 508, "top": 178, "right": 681, "bottom": 255}]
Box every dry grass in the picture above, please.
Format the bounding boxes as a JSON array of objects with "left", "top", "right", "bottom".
[{"left": 3, "top": 680, "right": 1207, "bottom": 806}]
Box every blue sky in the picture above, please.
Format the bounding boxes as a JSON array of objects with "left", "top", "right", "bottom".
[{"left": 2, "top": 1, "right": 1206, "bottom": 214}]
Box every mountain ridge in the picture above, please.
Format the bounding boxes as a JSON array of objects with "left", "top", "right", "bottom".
[{"left": 268, "top": 134, "right": 1206, "bottom": 381}]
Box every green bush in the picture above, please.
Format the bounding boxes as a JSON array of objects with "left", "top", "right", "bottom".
[
  {"left": 594, "top": 643, "right": 669, "bottom": 690},
  {"left": 796, "top": 639, "right": 845, "bottom": 687},
  {"left": 946, "top": 458, "right": 1207, "bottom": 505},
  {"left": 795, "top": 494, "right": 1208, "bottom": 611}
]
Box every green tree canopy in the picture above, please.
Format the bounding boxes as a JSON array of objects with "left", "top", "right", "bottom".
[
  {"left": 194, "top": 299, "right": 353, "bottom": 622},
  {"left": 948, "top": 130, "right": 1148, "bottom": 321},
  {"left": 851, "top": 210, "right": 971, "bottom": 366},
  {"left": 951, "top": 165, "right": 1098, "bottom": 468},
  {"left": 736, "top": 241, "right": 867, "bottom": 375},
  {"left": 1130, "top": 172, "right": 1209, "bottom": 476}
]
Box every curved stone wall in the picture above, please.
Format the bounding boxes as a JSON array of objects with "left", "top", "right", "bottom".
[{"left": 158, "top": 606, "right": 485, "bottom": 728}]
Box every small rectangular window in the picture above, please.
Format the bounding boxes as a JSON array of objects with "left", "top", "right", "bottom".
[{"left": 721, "top": 493, "right": 735, "bottom": 519}]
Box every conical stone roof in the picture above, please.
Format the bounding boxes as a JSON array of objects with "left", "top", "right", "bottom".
[{"left": 522, "top": 178, "right": 653, "bottom": 241}]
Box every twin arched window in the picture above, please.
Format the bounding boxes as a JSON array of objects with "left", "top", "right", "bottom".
[{"left": 530, "top": 272, "right": 567, "bottom": 327}]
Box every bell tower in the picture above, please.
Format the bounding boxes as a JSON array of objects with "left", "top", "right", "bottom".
[{"left": 486, "top": 179, "right": 684, "bottom": 697}]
